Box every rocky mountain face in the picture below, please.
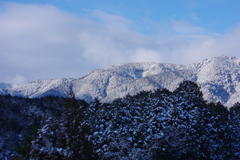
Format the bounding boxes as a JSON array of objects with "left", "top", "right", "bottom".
[{"left": 1, "top": 56, "right": 240, "bottom": 107}]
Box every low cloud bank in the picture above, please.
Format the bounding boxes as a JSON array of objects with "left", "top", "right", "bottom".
[{"left": 0, "top": 2, "right": 239, "bottom": 83}]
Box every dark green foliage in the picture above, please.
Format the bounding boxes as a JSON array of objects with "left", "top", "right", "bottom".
[
  {"left": 230, "top": 102, "right": 240, "bottom": 115},
  {"left": 30, "top": 86, "right": 95, "bottom": 160},
  {"left": 0, "top": 94, "right": 65, "bottom": 159},
  {"left": 12, "top": 126, "right": 38, "bottom": 160},
  {"left": 63, "top": 86, "right": 95, "bottom": 159},
  {"left": 174, "top": 80, "right": 204, "bottom": 101},
  {"left": 2, "top": 80, "right": 240, "bottom": 160},
  {"left": 150, "top": 81, "right": 236, "bottom": 160}
]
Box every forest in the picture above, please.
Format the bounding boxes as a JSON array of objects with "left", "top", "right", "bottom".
[{"left": 1, "top": 80, "right": 240, "bottom": 159}]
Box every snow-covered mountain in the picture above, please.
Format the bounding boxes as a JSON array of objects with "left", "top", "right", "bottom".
[{"left": 1, "top": 56, "right": 240, "bottom": 107}]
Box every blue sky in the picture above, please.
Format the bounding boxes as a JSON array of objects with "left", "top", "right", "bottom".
[
  {"left": 0, "top": 0, "right": 240, "bottom": 83},
  {"left": 3, "top": 0, "right": 239, "bottom": 34}
]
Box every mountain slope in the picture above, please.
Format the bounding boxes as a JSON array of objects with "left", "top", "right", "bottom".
[{"left": 1, "top": 56, "right": 240, "bottom": 107}]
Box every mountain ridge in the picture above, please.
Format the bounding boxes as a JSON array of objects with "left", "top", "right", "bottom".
[{"left": 1, "top": 56, "right": 240, "bottom": 107}]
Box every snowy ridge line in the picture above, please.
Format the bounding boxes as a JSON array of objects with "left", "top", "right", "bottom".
[{"left": 0, "top": 56, "right": 240, "bottom": 107}]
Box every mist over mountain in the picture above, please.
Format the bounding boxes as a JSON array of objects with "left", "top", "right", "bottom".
[{"left": 1, "top": 56, "right": 240, "bottom": 107}]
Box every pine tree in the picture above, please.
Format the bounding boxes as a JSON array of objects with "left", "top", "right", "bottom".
[
  {"left": 30, "top": 86, "right": 95, "bottom": 159},
  {"left": 12, "top": 126, "right": 38, "bottom": 160},
  {"left": 228, "top": 102, "right": 240, "bottom": 159}
]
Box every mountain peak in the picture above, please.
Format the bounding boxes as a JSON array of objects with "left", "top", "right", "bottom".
[{"left": 1, "top": 56, "right": 240, "bottom": 107}]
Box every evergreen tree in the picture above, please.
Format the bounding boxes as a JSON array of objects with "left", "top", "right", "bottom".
[
  {"left": 228, "top": 102, "right": 240, "bottom": 159},
  {"left": 30, "top": 86, "right": 95, "bottom": 159},
  {"left": 12, "top": 126, "right": 38, "bottom": 160}
]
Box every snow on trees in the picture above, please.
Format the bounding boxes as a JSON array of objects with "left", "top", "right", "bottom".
[{"left": 25, "top": 81, "right": 240, "bottom": 159}]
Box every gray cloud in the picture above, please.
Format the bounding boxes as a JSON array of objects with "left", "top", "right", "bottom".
[{"left": 0, "top": 2, "right": 239, "bottom": 83}]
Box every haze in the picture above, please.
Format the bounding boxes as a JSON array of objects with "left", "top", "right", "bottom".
[{"left": 0, "top": 0, "right": 239, "bottom": 84}]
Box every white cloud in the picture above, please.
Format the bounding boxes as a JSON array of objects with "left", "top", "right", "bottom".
[
  {"left": 0, "top": 2, "right": 239, "bottom": 83},
  {"left": 178, "top": 24, "right": 240, "bottom": 64},
  {"left": 9, "top": 74, "right": 26, "bottom": 84},
  {"left": 129, "top": 48, "right": 164, "bottom": 62}
]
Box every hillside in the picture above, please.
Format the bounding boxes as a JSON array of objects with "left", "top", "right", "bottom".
[
  {"left": 1, "top": 56, "right": 240, "bottom": 107},
  {"left": 2, "top": 81, "right": 240, "bottom": 159}
]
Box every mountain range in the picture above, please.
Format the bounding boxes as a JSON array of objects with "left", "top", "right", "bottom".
[{"left": 1, "top": 56, "right": 240, "bottom": 107}]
